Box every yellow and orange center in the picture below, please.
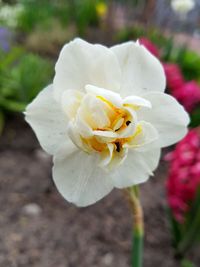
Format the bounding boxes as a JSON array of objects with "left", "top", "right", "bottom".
[{"left": 81, "top": 95, "right": 142, "bottom": 154}]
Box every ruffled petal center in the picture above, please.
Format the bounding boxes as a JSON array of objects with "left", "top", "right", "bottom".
[{"left": 62, "top": 85, "right": 158, "bottom": 170}]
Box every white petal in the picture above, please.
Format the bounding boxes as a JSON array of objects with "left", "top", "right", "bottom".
[
  {"left": 53, "top": 38, "right": 121, "bottom": 101},
  {"left": 111, "top": 41, "right": 166, "bottom": 97},
  {"left": 138, "top": 92, "right": 190, "bottom": 147},
  {"left": 85, "top": 84, "right": 122, "bottom": 108},
  {"left": 53, "top": 148, "right": 114, "bottom": 207},
  {"left": 81, "top": 94, "right": 110, "bottom": 129},
  {"left": 25, "top": 85, "right": 71, "bottom": 155},
  {"left": 99, "top": 143, "right": 114, "bottom": 167},
  {"left": 116, "top": 106, "right": 137, "bottom": 138},
  {"left": 75, "top": 109, "right": 93, "bottom": 138},
  {"left": 108, "top": 147, "right": 128, "bottom": 170},
  {"left": 113, "top": 117, "right": 124, "bottom": 131},
  {"left": 123, "top": 95, "right": 152, "bottom": 108},
  {"left": 93, "top": 130, "right": 118, "bottom": 138},
  {"left": 112, "top": 148, "right": 161, "bottom": 188},
  {"left": 126, "top": 121, "right": 159, "bottom": 151},
  {"left": 61, "top": 90, "right": 84, "bottom": 119},
  {"left": 68, "top": 122, "right": 90, "bottom": 152}
]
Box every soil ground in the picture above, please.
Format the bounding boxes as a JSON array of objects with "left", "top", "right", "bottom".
[{"left": 0, "top": 115, "right": 199, "bottom": 267}]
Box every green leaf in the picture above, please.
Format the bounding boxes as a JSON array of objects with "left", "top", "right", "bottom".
[
  {"left": 181, "top": 259, "right": 196, "bottom": 267},
  {"left": 190, "top": 108, "right": 200, "bottom": 128},
  {"left": 0, "top": 97, "right": 26, "bottom": 113},
  {"left": 166, "top": 207, "right": 183, "bottom": 249},
  {"left": 178, "top": 188, "right": 200, "bottom": 255},
  {"left": 0, "top": 111, "right": 5, "bottom": 136},
  {"left": 0, "top": 51, "right": 53, "bottom": 114}
]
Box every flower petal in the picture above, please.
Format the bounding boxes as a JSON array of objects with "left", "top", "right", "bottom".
[
  {"left": 111, "top": 41, "right": 166, "bottom": 97},
  {"left": 53, "top": 38, "right": 121, "bottom": 101},
  {"left": 138, "top": 92, "right": 190, "bottom": 147},
  {"left": 75, "top": 109, "right": 93, "bottom": 138},
  {"left": 53, "top": 147, "right": 114, "bottom": 207},
  {"left": 99, "top": 143, "right": 114, "bottom": 167},
  {"left": 25, "top": 85, "right": 72, "bottom": 155},
  {"left": 108, "top": 147, "right": 128, "bottom": 170},
  {"left": 93, "top": 130, "right": 117, "bottom": 138},
  {"left": 112, "top": 148, "right": 161, "bottom": 188},
  {"left": 61, "top": 90, "right": 84, "bottom": 119},
  {"left": 126, "top": 121, "right": 159, "bottom": 151},
  {"left": 68, "top": 122, "right": 90, "bottom": 152},
  {"left": 123, "top": 95, "right": 152, "bottom": 108},
  {"left": 117, "top": 106, "right": 137, "bottom": 138},
  {"left": 85, "top": 84, "right": 122, "bottom": 108},
  {"left": 81, "top": 94, "right": 110, "bottom": 129}
]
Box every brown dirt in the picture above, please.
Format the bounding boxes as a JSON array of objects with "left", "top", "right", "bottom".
[{"left": 0, "top": 115, "right": 199, "bottom": 267}]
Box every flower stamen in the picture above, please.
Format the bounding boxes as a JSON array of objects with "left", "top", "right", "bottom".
[{"left": 115, "top": 142, "right": 121, "bottom": 152}]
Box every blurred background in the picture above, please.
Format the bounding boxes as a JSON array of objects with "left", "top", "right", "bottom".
[{"left": 0, "top": 0, "right": 200, "bottom": 267}]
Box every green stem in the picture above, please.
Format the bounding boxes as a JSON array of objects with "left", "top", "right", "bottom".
[
  {"left": 177, "top": 203, "right": 200, "bottom": 255},
  {"left": 132, "top": 227, "right": 144, "bottom": 267},
  {"left": 126, "top": 186, "right": 144, "bottom": 267}
]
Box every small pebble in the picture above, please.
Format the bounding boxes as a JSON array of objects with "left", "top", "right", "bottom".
[
  {"left": 22, "top": 203, "right": 42, "bottom": 216},
  {"left": 102, "top": 253, "right": 114, "bottom": 266}
]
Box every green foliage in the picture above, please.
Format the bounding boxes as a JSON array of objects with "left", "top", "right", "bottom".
[
  {"left": 0, "top": 111, "right": 4, "bottom": 136},
  {"left": 168, "top": 188, "right": 200, "bottom": 263},
  {"left": 115, "top": 26, "right": 145, "bottom": 42},
  {"left": 17, "top": 0, "right": 69, "bottom": 32},
  {"left": 0, "top": 47, "right": 53, "bottom": 114},
  {"left": 175, "top": 49, "right": 200, "bottom": 81},
  {"left": 190, "top": 108, "right": 200, "bottom": 128},
  {"left": 181, "top": 259, "right": 196, "bottom": 267},
  {"left": 16, "top": 0, "right": 104, "bottom": 35},
  {"left": 10, "top": 0, "right": 105, "bottom": 39},
  {"left": 167, "top": 207, "right": 183, "bottom": 250},
  {"left": 115, "top": 26, "right": 170, "bottom": 50},
  {"left": 72, "top": 0, "right": 102, "bottom": 36}
]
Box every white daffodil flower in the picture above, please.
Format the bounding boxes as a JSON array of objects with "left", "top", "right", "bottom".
[
  {"left": 171, "top": 0, "right": 195, "bottom": 15},
  {"left": 25, "top": 38, "right": 189, "bottom": 207}
]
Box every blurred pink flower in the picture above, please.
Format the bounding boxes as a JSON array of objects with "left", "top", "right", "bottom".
[
  {"left": 139, "top": 37, "right": 160, "bottom": 58},
  {"left": 166, "top": 128, "right": 200, "bottom": 222},
  {"left": 164, "top": 62, "right": 200, "bottom": 112},
  {"left": 173, "top": 81, "right": 200, "bottom": 112},
  {"left": 163, "top": 63, "right": 185, "bottom": 92}
]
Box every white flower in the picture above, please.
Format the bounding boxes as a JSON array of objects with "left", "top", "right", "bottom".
[
  {"left": 171, "top": 0, "right": 195, "bottom": 15},
  {"left": 25, "top": 38, "right": 189, "bottom": 207},
  {"left": 0, "top": 4, "right": 24, "bottom": 28}
]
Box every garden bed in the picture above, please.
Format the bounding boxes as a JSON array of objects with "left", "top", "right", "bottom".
[{"left": 1, "top": 116, "right": 198, "bottom": 267}]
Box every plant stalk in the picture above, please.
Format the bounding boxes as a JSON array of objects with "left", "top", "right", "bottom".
[{"left": 125, "top": 186, "right": 144, "bottom": 267}]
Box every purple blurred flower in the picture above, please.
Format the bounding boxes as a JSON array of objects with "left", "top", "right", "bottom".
[{"left": 0, "top": 26, "right": 13, "bottom": 52}]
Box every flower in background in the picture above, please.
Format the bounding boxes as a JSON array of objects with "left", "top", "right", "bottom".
[
  {"left": 164, "top": 63, "right": 200, "bottom": 112},
  {"left": 139, "top": 37, "right": 160, "bottom": 58},
  {"left": 25, "top": 38, "right": 189, "bottom": 207},
  {"left": 166, "top": 128, "right": 200, "bottom": 222},
  {"left": 0, "top": 4, "right": 24, "bottom": 28},
  {"left": 163, "top": 63, "right": 185, "bottom": 92},
  {"left": 173, "top": 81, "right": 200, "bottom": 112},
  {"left": 0, "top": 26, "right": 12, "bottom": 52},
  {"left": 96, "top": 1, "right": 107, "bottom": 19},
  {"left": 171, "top": 0, "right": 195, "bottom": 15}
]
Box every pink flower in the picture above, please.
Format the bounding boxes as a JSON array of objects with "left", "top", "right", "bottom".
[
  {"left": 173, "top": 81, "right": 200, "bottom": 112},
  {"left": 139, "top": 37, "right": 160, "bottom": 58},
  {"left": 166, "top": 128, "right": 200, "bottom": 222},
  {"left": 163, "top": 63, "right": 185, "bottom": 92}
]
